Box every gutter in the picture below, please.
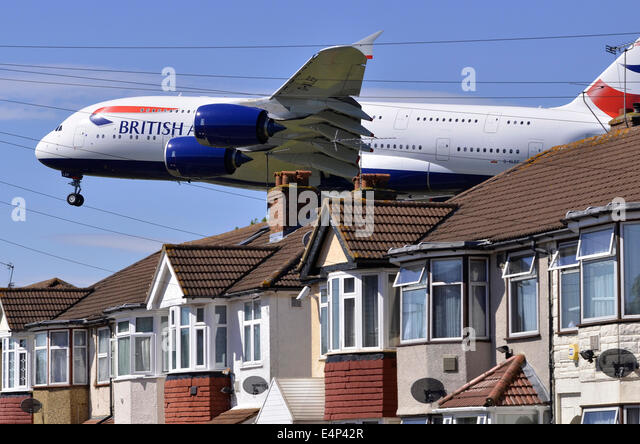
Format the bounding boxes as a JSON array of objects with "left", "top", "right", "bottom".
[{"left": 102, "top": 303, "right": 146, "bottom": 315}]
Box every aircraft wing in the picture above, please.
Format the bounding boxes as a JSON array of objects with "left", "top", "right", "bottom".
[{"left": 260, "top": 31, "right": 383, "bottom": 179}]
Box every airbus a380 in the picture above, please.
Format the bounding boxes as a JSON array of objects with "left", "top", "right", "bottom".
[{"left": 35, "top": 32, "right": 640, "bottom": 206}]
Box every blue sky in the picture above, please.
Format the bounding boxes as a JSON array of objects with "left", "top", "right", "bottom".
[{"left": 0, "top": 0, "right": 638, "bottom": 287}]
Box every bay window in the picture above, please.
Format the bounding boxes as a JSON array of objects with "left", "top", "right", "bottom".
[
  {"left": 362, "top": 275, "right": 380, "bottom": 347},
  {"left": 320, "top": 286, "right": 329, "bottom": 355},
  {"left": 214, "top": 306, "right": 227, "bottom": 368},
  {"left": 431, "top": 259, "right": 463, "bottom": 339},
  {"left": 342, "top": 278, "right": 356, "bottom": 348},
  {"left": 73, "top": 331, "right": 88, "bottom": 385},
  {"left": 579, "top": 227, "right": 617, "bottom": 322},
  {"left": 2, "top": 337, "right": 28, "bottom": 391},
  {"left": 243, "top": 300, "right": 261, "bottom": 363},
  {"left": 112, "top": 317, "right": 155, "bottom": 377},
  {"left": 97, "top": 328, "right": 110, "bottom": 383},
  {"left": 49, "top": 331, "right": 69, "bottom": 385},
  {"left": 623, "top": 223, "right": 640, "bottom": 317},
  {"left": 160, "top": 316, "right": 169, "bottom": 373},
  {"left": 401, "top": 286, "right": 427, "bottom": 342},
  {"left": 330, "top": 278, "right": 340, "bottom": 350},
  {"left": 506, "top": 252, "right": 538, "bottom": 336}
]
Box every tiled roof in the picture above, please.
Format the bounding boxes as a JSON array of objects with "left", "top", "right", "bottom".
[
  {"left": 208, "top": 408, "right": 259, "bottom": 424},
  {"left": 0, "top": 287, "right": 91, "bottom": 330},
  {"left": 24, "top": 278, "right": 76, "bottom": 289},
  {"left": 426, "top": 127, "right": 640, "bottom": 243},
  {"left": 165, "top": 245, "right": 277, "bottom": 298},
  {"left": 437, "top": 355, "right": 545, "bottom": 408}
]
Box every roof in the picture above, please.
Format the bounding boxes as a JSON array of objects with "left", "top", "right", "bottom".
[
  {"left": 24, "top": 278, "right": 76, "bottom": 289},
  {"left": 299, "top": 199, "right": 456, "bottom": 274},
  {"left": 164, "top": 244, "right": 277, "bottom": 298},
  {"left": 276, "top": 378, "right": 325, "bottom": 421},
  {"left": 425, "top": 127, "right": 640, "bottom": 243},
  {"left": 208, "top": 408, "right": 259, "bottom": 424},
  {"left": 0, "top": 287, "right": 91, "bottom": 331},
  {"left": 437, "top": 355, "right": 547, "bottom": 409}
]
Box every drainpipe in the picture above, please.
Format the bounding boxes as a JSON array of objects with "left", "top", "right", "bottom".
[{"left": 547, "top": 254, "right": 555, "bottom": 424}]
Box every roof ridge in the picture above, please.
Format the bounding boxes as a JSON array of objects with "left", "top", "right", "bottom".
[
  {"left": 217, "top": 248, "right": 279, "bottom": 296},
  {"left": 91, "top": 251, "right": 160, "bottom": 289},
  {"left": 485, "top": 354, "right": 526, "bottom": 406},
  {"left": 164, "top": 244, "right": 277, "bottom": 252}
]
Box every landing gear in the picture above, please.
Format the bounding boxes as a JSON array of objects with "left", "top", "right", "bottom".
[{"left": 66, "top": 176, "right": 85, "bottom": 207}]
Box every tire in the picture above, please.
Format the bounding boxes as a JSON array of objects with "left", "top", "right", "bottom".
[
  {"left": 67, "top": 193, "right": 78, "bottom": 206},
  {"left": 74, "top": 194, "right": 85, "bottom": 207}
]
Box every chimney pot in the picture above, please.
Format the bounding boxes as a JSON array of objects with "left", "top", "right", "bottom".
[{"left": 634, "top": 103, "right": 640, "bottom": 114}]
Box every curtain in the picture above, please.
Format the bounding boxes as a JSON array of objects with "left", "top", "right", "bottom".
[
  {"left": 52, "top": 349, "right": 68, "bottom": 383},
  {"left": 253, "top": 325, "right": 261, "bottom": 361},
  {"left": 343, "top": 298, "right": 355, "bottom": 347},
  {"left": 470, "top": 285, "right": 487, "bottom": 337},
  {"left": 35, "top": 349, "right": 47, "bottom": 385},
  {"left": 402, "top": 288, "right": 426, "bottom": 340},
  {"left": 215, "top": 326, "right": 227, "bottom": 366},
  {"left": 73, "top": 349, "right": 87, "bottom": 384},
  {"left": 243, "top": 325, "right": 251, "bottom": 361},
  {"left": 433, "top": 285, "right": 461, "bottom": 338},
  {"left": 118, "top": 337, "right": 130, "bottom": 376},
  {"left": 331, "top": 279, "right": 340, "bottom": 350},
  {"left": 583, "top": 259, "right": 615, "bottom": 319},
  {"left": 624, "top": 224, "right": 640, "bottom": 315},
  {"left": 511, "top": 278, "right": 537, "bottom": 333},
  {"left": 180, "top": 328, "right": 190, "bottom": 368},
  {"left": 362, "top": 275, "right": 379, "bottom": 347},
  {"left": 135, "top": 336, "right": 151, "bottom": 372}
]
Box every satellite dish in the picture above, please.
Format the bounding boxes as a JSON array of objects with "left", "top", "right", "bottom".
[
  {"left": 410, "top": 378, "right": 446, "bottom": 404},
  {"left": 597, "top": 348, "right": 639, "bottom": 378},
  {"left": 242, "top": 376, "right": 269, "bottom": 395},
  {"left": 20, "top": 398, "right": 42, "bottom": 414}
]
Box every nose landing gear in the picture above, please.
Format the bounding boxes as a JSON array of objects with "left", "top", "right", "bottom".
[{"left": 66, "top": 176, "right": 85, "bottom": 207}]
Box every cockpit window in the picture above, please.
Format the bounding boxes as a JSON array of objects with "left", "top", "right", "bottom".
[{"left": 55, "top": 125, "right": 63, "bottom": 131}]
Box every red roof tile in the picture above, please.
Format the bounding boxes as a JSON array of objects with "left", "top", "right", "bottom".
[
  {"left": 437, "top": 355, "right": 545, "bottom": 408},
  {"left": 207, "top": 408, "right": 259, "bottom": 424}
]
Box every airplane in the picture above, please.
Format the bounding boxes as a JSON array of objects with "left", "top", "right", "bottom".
[{"left": 35, "top": 32, "right": 640, "bottom": 206}]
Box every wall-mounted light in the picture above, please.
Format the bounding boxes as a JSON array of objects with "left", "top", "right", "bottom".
[
  {"left": 580, "top": 349, "right": 597, "bottom": 363},
  {"left": 496, "top": 346, "right": 513, "bottom": 359}
]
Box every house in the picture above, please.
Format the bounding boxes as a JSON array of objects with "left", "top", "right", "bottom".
[
  {"left": 386, "top": 121, "right": 640, "bottom": 424},
  {"left": 297, "top": 173, "right": 457, "bottom": 423}
]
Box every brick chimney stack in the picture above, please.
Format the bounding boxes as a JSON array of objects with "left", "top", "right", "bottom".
[
  {"left": 609, "top": 103, "right": 640, "bottom": 128},
  {"left": 267, "top": 170, "right": 318, "bottom": 242},
  {"left": 352, "top": 173, "right": 396, "bottom": 200}
]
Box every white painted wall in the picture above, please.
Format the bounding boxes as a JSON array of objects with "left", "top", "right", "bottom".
[{"left": 255, "top": 380, "right": 293, "bottom": 424}]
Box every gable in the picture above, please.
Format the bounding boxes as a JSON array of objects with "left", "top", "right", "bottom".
[
  {"left": 0, "top": 300, "right": 9, "bottom": 332},
  {"left": 315, "top": 230, "right": 349, "bottom": 268},
  {"left": 146, "top": 253, "right": 185, "bottom": 310},
  {"left": 256, "top": 379, "right": 294, "bottom": 424}
]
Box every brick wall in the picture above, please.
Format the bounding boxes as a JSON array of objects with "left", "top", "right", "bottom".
[
  {"left": 324, "top": 352, "right": 398, "bottom": 421},
  {"left": 0, "top": 393, "right": 33, "bottom": 424},
  {"left": 164, "top": 372, "right": 230, "bottom": 424}
]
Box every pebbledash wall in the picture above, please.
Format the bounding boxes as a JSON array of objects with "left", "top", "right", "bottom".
[{"left": 551, "top": 274, "right": 640, "bottom": 424}]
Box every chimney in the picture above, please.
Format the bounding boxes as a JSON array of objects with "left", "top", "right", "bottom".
[
  {"left": 267, "top": 170, "right": 318, "bottom": 242},
  {"left": 609, "top": 103, "right": 640, "bottom": 128},
  {"left": 352, "top": 173, "right": 396, "bottom": 200}
]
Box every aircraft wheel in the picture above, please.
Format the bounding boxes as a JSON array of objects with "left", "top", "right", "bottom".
[{"left": 67, "top": 193, "right": 84, "bottom": 207}]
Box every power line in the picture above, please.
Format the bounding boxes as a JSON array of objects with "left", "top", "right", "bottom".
[{"left": 0, "top": 31, "right": 637, "bottom": 49}]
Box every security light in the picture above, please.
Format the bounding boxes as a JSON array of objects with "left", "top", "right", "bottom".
[
  {"left": 580, "top": 349, "right": 596, "bottom": 363},
  {"left": 496, "top": 346, "right": 513, "bottom": 359}
]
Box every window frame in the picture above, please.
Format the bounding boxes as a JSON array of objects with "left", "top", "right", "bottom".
[
  {"left": 468, "top": 257, "right": 489, "bottom": 339},
  {"left": 33, "top": 333, "right": 48, "bottom": 387},
  {"left": 96, "top": 327, "right": 111, "bottom": 384},
  {"left": 360, "top": 273, "right": 382, "bottom": 349},
  {"left": 112, "top": 317, "right": 156, "bottom": 378},
  {"left": 623, "top": 405, "right": 640, "bottom": 424},
  {"left": 502, "top": 251, "right": 536, "bottom": 279},
  {"left": 559, "top": 268, "right": 581, "bottom": 332},
  {"left": 1, "top": 337, "right": 30, "bottom": 391},
  {"left": 621, "top": 222, "right": 640, "bottom": 319},
  {"left": 581, "top": 407, "right": 619, "bottom": 424},
  {"left": 580, "top": 255, "right": 618, "bottom": 324},
  {"left": 549, "top": 241, "right": 579, "bottom": 271},
  {"left": 242, "top": 299, "right": 262, "bottom": 365},
  {"left": 48, "top": 330, "right": 70, "bottom": 386},
  {"left": 576, "top": 225, "right": 616, "bottom": 261},
  {"left": 507, "top": 257, "right": 539, "bottom": 338},
  {"left": 393, "top": 263, "right": 426, "bottom": 288},
  {"left": 213, "top": 305, "right": 227, "bottom": 369},
  {"left": 72, "top": 330, "right": 88, "bottom": 385},
  {"left": 341, "top": 277, "right": 357, "bottom": 350},
  {"left": 319, "top": 285, "right": 329, "bottom": 356},
  {"left": 430, "top": 258, "right": 464, "bottom": 341}
]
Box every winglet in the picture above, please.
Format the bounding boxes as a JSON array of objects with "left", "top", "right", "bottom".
[{"left": 353, "top": 31, "right": 383, "bottom": 60}]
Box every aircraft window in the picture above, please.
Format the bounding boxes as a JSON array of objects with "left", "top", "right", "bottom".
[
  {"left": 412, "top": 145, "right": 416, "bottom": 150},
  {"left": 153, "top": 136, "right": 157, "bottom": 140},
  {"left": 510, "top": 149, "right": 513, "bottom": 154},
  {"left": 423, "top": 117, "right": 426, "bottom": 121},
  {"left": 503, "top": 149, "right": 506, "bottom": 153},
  {"left": 393, "top": 144, "right": 397, "bottom": 149},
  {"left": 517, "top": 149, "right": 520, "bottom": 154},
  {"left": 135, "top": 135, "right": 139, "bottom": 139},
  {"left": 181, "top": 110, "right": 184, "bottom": 113},
  {"left": 387, "top": 144, "right": 390, "bottom": 148},
  {"left": 96, "top": 135, "right": 99, "bottom": 139},
  {"left": 118, "top": 135, "right": 122, "bottom": 139},
  {"left": 457, "top": 147, "right": 461, "bottom": 152},
  {"left": 435, "top": 118, "right": 439, "bottom": 122},
  {"left": 417, "top": 117, "right": 420, "bottom": 121},
  {"left": 461, "top": 119, "right": 465, "bottom": 122},
  {"left": 490, "top": 149, "right": 493, "bottom": 153},
  {"left": 520, "top": 121, "right": 524, "bottom": 125},
  {"left": 429, "top": 118, "right": 433, "bottom": 121},
  {"left": 378, "top": 116, "right": 382, "bottom": 119},
  {"left": 463, "top": 147, "right": 467, "bottom": 152},
  {"left": 455, "top": 119, "right": 459, "bottom": 122},
  {"left": 527, "top": 121, "right": 531, "bottom": 125},
  {"left": 483, "top": 148, "right": 487, "bottom": 153},
  {"left": 372, "top": 115, "right": 376, "bottom": 119},
  {"left": 449, "top": 118, "right": 452, "bottom": 122},
  {"left": 507, "top": 121, "right": 511, "bottom": 124},
  {"left": 147, "top": 136, "right": 150, "bottom": 140},
  {"left": 130, "top": 135, "right": 133, "bottom": 139},
  {"left": 399, "top": 145, "right": 402, "bottom": 149},
  {"left": 419, "top": 145, "right": 422, "bottom": 150},
  {"left": 474, "top": 119, "right": 478, "bottom": 123}
]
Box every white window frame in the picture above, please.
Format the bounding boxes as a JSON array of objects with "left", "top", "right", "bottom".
[
  {"left": 193, "top": 308, "right": 208, "bottom": 369},
  {"left": 507, "top": 265, "right": 539, "bottom": 338},
  {"left": 621, "top": 222, "right": 640, "bottom": 319},
  {"left": 319, "top": 285, "right": 329, "bottom": 356},
  {"left": 430, "top": 258, "right": 464, "bottom": 341},
  {"left": 72, "top": 330, "right": 88, "bottom": 385},
  {"left": 213, "top": 305, "right": 227, "bottom": 369},
  {"left": 549, "top": 241, "right": 579, "bottom": 271},
  {"left": 96, "top": 327, "right": 111, "bottom": 384},
  {"left": 559, "top": 268, "right": 581, "bottom": 332},
  {"left": 581, "top": 407, "right": 619, "bottom": 424},
  {"left": 341, "top": 277, "right": 357, "bottom": 350},
  {"left": 242, "top": 300, "right": 262, "bottom": 365},
  {"left": 502, "top": 252, "right": 536, "bottom": 279},
  {"left": 113, "top": 317, "right": 156, "bottom": 378},
  {"left": 580, "top": 234, "right": 618, "bottom": 324},
  {"left": 33, "top": 333, "right": 47, "bottom": 387},
  {"left": 48, "top": 330, "right": 69, "bottom": 386},
  {"left": 360, "top": 273, "right": 382, "bottom": 349},
  {"left": 468, "top": 257, "right": 489, "bottom": 339},
  {"left": 443, "top": 414, "right": 488, "bottom": 424},
  {"left": 2, "top": 337, "right": 29, "bottom": 392},
  {"left": 576, "top": 225, "right": 615, "bottom": 261},
  {"left": 400, "top": 280, "right": 429, "bottom": 345},
  {"left": 393, "top": 263, "right": 426, "bottom": 287},
  {"left": 329, "top": 278, "right": 340, "bottom": 352}
]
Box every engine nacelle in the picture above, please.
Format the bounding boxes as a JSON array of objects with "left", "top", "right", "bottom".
[
  {"left": 164, "top": 136, "right": 252, "bottom": 179},
  {"left": 194, "top": 103, "right": 286, "bottom": 148}
]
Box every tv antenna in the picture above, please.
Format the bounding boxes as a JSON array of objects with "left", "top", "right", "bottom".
[
  {"left": 606, "top": 41, "right": 636, "bottom": 128},
  {"left": 0, "top": 261, "right": 15, "bottom": 288}
]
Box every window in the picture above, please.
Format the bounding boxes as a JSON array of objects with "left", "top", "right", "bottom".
[
  {"left": 73, "top": 331, "right": 88, "bottom": 385},
  {"left": 624, "top": 406, "right": 640, "bottom": 424},
  {"left": 401, "top": 286, "right": 427, "bottom": 342},
  {"left": 431, "top": 259, "right": 463, "bottom": 339},
  {"left": 362, "top": 275, "right": 379, "bottom": 348},
  {"left": 553, "top": 242, "right": 580, "bottom": 330},
  {"left": 582, "top": 407, "right": 619, "bottom": 424},
  {"left": 503, "top": 252, "right": 536, "bottom": 278},
  {"left": 243, "top": 300, "right": 261, "bottom": 363},
  {"left": 193, "top": 309, "right": 206, "bottom": 368},
  {"left": 469, "top": 259, "right": 488, "bottom": 338},
  {"left": 34, "top": 333, "right": 47, "bottom": 386},
  {"left": 622, "top": 223, "right": 640, "bottom": 316},
  {"left": 550, "top": 242, "right": 579, "bottom": 270},
  {"left": 394, "top": 263, "right": 425, "bottom": 287},
  {"left": 113, "top": 317, "right": 155, "bottom": 377},
  {"left": 343, "top": 277, "right": 356, "bottom": 348},
  {"left": 97, "top": 328, "right": 110, "bottom": 383},
  {"left": 49, "top": 331, "right": 69, "bottom": 385},
  {"left": 180, "top": 307, "right": 190, "bottom": 368},
  {"left": 2, "top": 338, "right": 28, "bottom": 390},
  {"left": 320, "top": 286, "right": 329, "bottom": 355},
  {"left": 214, "top": 306, "right": 227, "bottom": 368},
  {"left": 577, "top": 227, "right": 615, "bottom": 260}
]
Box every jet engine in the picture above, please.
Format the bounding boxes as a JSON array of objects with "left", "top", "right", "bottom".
[
  {"left": 164, "top": 136, "right": 252, "bottom": 179},
  {"left": 194, "top": 103, "right": 286, "bottom": 148}
]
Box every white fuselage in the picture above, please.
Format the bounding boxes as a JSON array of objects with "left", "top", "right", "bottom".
[{"left": 35, "top": 95, "right": 607, "bottom": 195}]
